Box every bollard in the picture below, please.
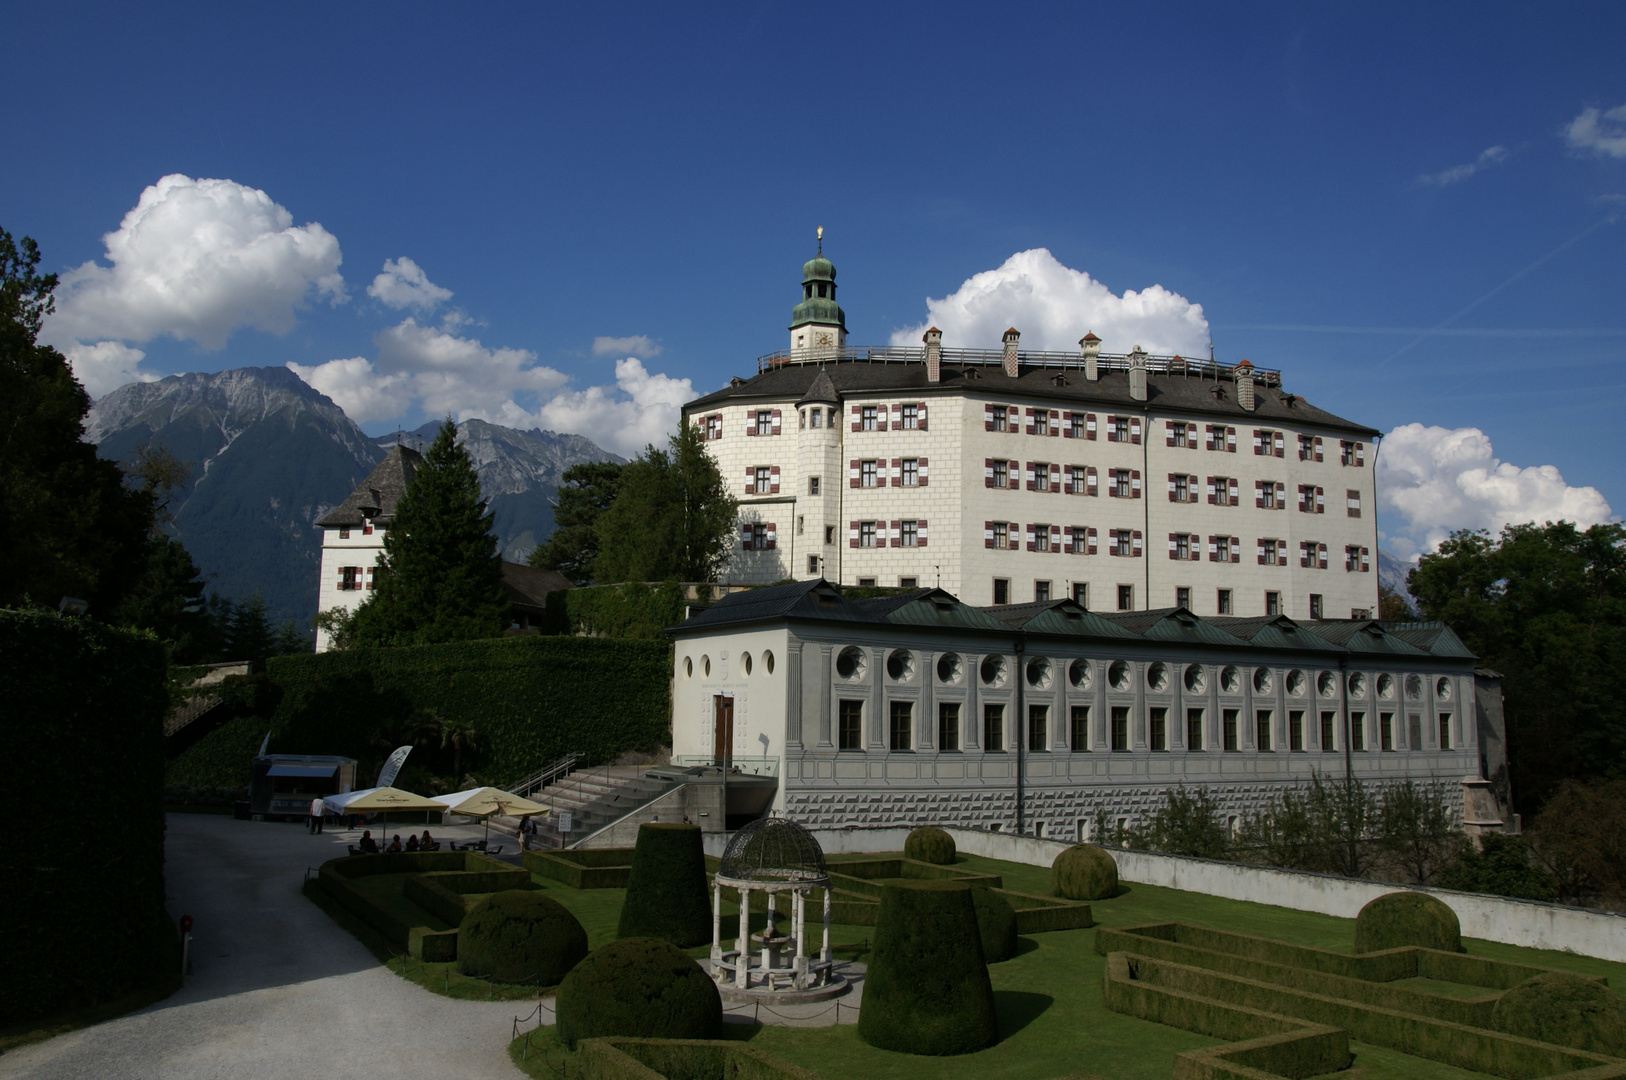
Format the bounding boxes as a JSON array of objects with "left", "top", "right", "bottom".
[{"left": 179, "top": 914, "right": 194, "bottom": 978}]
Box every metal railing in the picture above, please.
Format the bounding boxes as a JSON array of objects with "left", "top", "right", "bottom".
[
  {"left": 755, "top": 344, "right": 1281, "bottom": 385},
  {"left": 504, "top": 751, "right": 581, "bottom": 800}
]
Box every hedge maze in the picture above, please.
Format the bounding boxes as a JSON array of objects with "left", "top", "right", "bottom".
[{"left": 1097, "top": 921, "right": 1626, "bottom": 1079}]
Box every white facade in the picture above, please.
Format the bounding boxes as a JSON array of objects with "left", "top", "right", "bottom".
[
  {"left": 315, "top": 521, "right": 386, "bottom": 651},
  {"left": 690, "top": 375, "right": 1380, "bottom": 621}
]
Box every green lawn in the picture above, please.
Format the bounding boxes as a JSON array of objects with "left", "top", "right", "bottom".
[{"left": 310, "top": 853, "right": 1626, "bottom": 1080}]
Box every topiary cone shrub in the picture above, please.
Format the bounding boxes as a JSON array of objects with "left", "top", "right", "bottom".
[
  {"left": 971, "top": 888, "right": 1018, "bottom": 963},
  {"left": 555, "top": 937, "right": 722, "bottom": 1049},
  {"left": 456, "top": 890, "right": 588, "bottom": 984},
  {"left": 905, "top": 826, "right": 957, "bottom": 865},
  {"left": 1491, "top": 972, "right": 1626, "bottom": 1057},
  {"left": 617, "top": 822, "right": 711, "bottom": 947},
  {"left": 1052, "top": 844, "right": 1118, "bottom": 901},
  {"left": 1352, "top": 891, "right": 1462, "bottom": 954},
  {"left": 858, "top": 880, "right": 999, "bottom": 1055}
]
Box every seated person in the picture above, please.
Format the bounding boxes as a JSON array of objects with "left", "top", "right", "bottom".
[
  {"left": 359, "top": 830, "right": 379, "bottom": 854},
  {"left": 420, "top": 830, "right": 436, "bottom": 851},
  {"left": 404, "top": 834, "right": 420, "bottom": 852},
  {"left": 386, "top": 834, "right": 404, "bottom": 853}
]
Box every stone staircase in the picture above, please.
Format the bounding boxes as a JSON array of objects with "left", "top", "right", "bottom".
[{"left": 485, "top": 765, "right": 680, "bottom": 849}]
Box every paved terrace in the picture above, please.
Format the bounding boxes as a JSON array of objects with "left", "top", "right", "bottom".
[{"left": 4, "top": 813, "right": 858, "bottom": 1080}]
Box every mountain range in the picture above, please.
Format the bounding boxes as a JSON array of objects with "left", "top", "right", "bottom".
[{"left": 86, "top": 367, "right": 621, "bottom": 630}]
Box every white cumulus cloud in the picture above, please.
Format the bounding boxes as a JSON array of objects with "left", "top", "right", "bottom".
[
  {"left": 286, "top": 357, "right": 414, "bottom": 424},
  {"left": 1417, "top": 145, "right": 1510, "bottom": 187},
  {"left": 1565, "top": 103, "right": 1626, "bottom": 159},
  {"left": 374, "top": 317, "right": 569, "bottom": 422},
  {"left": 890, "top": 248, "right": 1210, "bottom": 357},
  {"left": 65, "top": 341, "right": 156, "bottom": 398},
  {"left": 46, "top": 174, "right": 345, "bottom": 353},
  {"left": 366, "top": 257, "right": 453, "bottom": 310},
  {"left": 592, "top": 334, "right": 662, "bottom": 358},
  {"left": 1376, "top": 423, "right": 1616, "bottom": 560},
  {"left": 530, "top": 358, "right": 694, "bottom": 457}
]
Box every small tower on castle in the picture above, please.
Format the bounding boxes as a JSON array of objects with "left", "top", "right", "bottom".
[{"left": 789, "top": 227, "right": 846, "bottom": 358}]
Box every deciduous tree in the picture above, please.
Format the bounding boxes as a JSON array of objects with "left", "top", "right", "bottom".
[
  {"left": 593, "top": 423, "right": 736, "bottom": 584},
  {"left": 528, "top": 461, "right": 622, "bottom": 584}
]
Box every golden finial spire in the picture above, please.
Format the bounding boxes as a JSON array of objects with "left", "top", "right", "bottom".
[{"left": 816, "top": 225, "right": 823, "bottom": 254}]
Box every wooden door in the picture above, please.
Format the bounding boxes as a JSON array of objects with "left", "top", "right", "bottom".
[{"left": 713, "top": 695, "right": 733, "bottom": 767}]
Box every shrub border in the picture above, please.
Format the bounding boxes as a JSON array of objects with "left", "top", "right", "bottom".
[
  {"left": 317, "top": 850, "right": 521, "bottom": 961},
  {"left": 525, "top": 848, "right": 634, "bottom": 889}
]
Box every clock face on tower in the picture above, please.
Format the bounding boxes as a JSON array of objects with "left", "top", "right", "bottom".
[{"left": 814, "top": 331, "right": 833, "bottom": 348}]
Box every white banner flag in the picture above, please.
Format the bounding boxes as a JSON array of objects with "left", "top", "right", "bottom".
[{"left": 376, "top": 745, "right": 413, "bottom": 788}]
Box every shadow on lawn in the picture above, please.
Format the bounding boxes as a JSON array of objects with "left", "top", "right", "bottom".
[{"left": 993, "top": 990, "right": 1053, "bottom": 1038}]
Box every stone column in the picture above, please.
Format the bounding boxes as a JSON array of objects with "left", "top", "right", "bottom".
[
  {"left": 821, "top": 887, "right": 832, "bottom": 963},
  {"left": 737, "top": 886, "right": 750, "bottom": 988},
  {"left": 711, "top": 882, "right": 723, "bottom": 963}
]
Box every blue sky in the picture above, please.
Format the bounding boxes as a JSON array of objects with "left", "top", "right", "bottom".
[{"left": 5, "top": 2, "right": 1623, "bottom": 559}]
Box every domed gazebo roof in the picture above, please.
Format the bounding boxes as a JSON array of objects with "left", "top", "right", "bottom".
[{"left": 718, "top": 817, "right": 828, "bottom": 883}]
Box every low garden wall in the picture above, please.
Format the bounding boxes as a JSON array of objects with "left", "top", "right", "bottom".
[
  {"left": 701, "top": 826, "right": 1626, "bottom": 963},
  {"left": 318, "top": 850, "right": 522, "bottom": 961}
]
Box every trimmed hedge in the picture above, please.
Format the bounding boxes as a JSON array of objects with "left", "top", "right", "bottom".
[
  {"left": 555, "top": 937, "right": 723, "bottom": 1050},
  {"left": 1052, "top": 844, "right": 1118, "bottom": 901},
  {"left": 402, "top": 874, "right": 472, "bottom": 927},
  {"left": 1353, "top": 891, "right": 1462, "bottom": 954},
  {"left": 857, "top": 881, "right": 999, "bottom": 1056},
  {"left": 971, "top": 888, "right": 1018, "bottom": 963},
  {"left": 904, "top": 826, "right": 956, "bottom": 865},
  {"left": 2, "top": 610, "right": 172, "bottom": 1026},
  {"left": 618, "top": 824, "right": 710, "bottom": 947},
  {"left": 525, "top": 848, "right": 634, "bottom": 889},
  {"left": 577, "top": 1038, "right": 825, "bottom": 1080},
  {"left": 1099, "top": 933, "right": 1623, "bottom": 1079},
  {"left": 265, "top": 635, "right": 670, "bottom": 782},
  {"left": 316, "top": 850, "right": 515, "bottom": 961},
  {"left": 456, "top": 890, "right": 588, "bottom": 984},
  {"left": 1492, "top": 972, "right": 1626, "bottom": 1057}
]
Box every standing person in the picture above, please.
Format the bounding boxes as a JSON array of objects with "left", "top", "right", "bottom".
[
  {"left": 518, "top": 815, "right": 533, "bottom": 851},
  {"left": 308, "top": 796, "right": 325, "bottom": 834}
]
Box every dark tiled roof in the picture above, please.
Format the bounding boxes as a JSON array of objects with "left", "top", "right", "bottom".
[
  {"left": 1100, "top": 607, "right": 1250, "bottom": 648},
  {"left": 1381, "top": 622, "right": 1476, "bottom": 658},
  {"left": 317, "top": 445, "right": 423, "bottom": 527},
  {"left": 986, "top": 600, "right": 1141, "bottom": 639},
  {"left": 1297, "top": 619, "right": 1431, "bottom": 656},
  {"left": 1207, "top": 615, "right": 1346, "bottom": 653},
  {"left": 500, "top": 562, "right": 572, "bottom": 614},
  {"left": 685, "top": 361, "right": 1378, "bottom": 436},
  {"left": 674, "top": 579, "right": 874, "bottom": 631}
]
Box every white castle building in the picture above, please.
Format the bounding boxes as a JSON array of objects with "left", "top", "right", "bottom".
[{"left": 683, "top": 245, "right": 1381, "bottom": 622}]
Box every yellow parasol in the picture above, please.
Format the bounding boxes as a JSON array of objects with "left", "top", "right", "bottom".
[{"left": 433, "top": 786, "right": 549, "bottom": 842}]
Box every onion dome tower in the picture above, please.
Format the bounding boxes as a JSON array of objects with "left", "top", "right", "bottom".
[{"left": 789, "top": 227, "right": 846, "bottom": 357}]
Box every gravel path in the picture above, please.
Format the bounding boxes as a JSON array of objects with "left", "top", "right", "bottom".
[{"left": 2, "top": 814, "right": 530, "bottom": 1080}]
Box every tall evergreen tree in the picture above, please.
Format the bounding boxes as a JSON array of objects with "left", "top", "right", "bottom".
[
  {"left": 349, "top": 418, "right": 508, "bottom": 645},
  {"left": 0, "top": 228, "right": 153, "bottom": 611},
  {"left": 528, "top": 460, "right": 623, "bottom": 584},
  {"left": 227, "top": 592, "right": 275, "bottom": 665},
  {"left": 594, "top": 423, "right": 736, "bottom": 583}
]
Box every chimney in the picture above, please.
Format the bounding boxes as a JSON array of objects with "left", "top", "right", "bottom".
[
  {"left": 923, "top": 326, "right": 942, "bottom": 383},
  {"left": 1079, "top": 332, "right": 1101, "bottom": 381},
  {"left": 1002, "top": 327, "right": 1020, "bottom": 378},
  {"left": 1234, "top": 360, "right": 1256, "bottom": 411},
  {"left": 1128, "top": 345, "right": 1148, "bottom": 401}
]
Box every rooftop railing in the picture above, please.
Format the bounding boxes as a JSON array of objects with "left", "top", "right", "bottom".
[{"left": 755, "top": 345, "right": 1281, "bottom": 386}]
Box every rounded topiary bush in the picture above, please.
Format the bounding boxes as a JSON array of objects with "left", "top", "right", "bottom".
[
  {"left": 1352, "top": 891, "right": 1462, "bottom": 954},
  {"left": 858, "top": 880, "right": 999, "bottom": 1055},
  {"left": 971, "top": 887, "right": 1018, "bottom": 963},
  {"left": 617, "top": 822, "right": 710, "bottom": 947},
  {"left": 554, "top": 937, "right": 722, "bottom": 1050},
  {"left": 1052, "top": 844, "right": 1118, "bottom": 901},
  {"left": 905, "top": 826, "right": 957, "bottom": 865},
  {"left": 1492, "top": 972, "right": 1626, "bottom": 1057},
  {"left": 455, "top": 890, "right": 588, "bottom": 984}
]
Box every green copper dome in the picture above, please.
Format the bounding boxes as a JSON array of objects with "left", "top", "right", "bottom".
[{"left": 791, "top": 247, "right": 845, "bottom": 331}]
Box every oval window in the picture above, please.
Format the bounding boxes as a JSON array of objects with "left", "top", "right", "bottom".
[
  {"left": 1405, "top": 674, "right": 1423, "bottom": 700},
  {"left": 1026, "top": 656, "right": 1052, "bottom": 689},
  {"left": 1253, "top": 667, "right": 1273, "bottom": 694},
  {"left": 979, "top": 654, "right": 1007, "bottom": 686},
  {"left": 1183, "top": 665, "right": 1206, "bottom": 693},
  {"left": 1377, "top": 673, "right": 1395, "bottom": 699},
  {"left": 1220, "top": 666, "right": 1241, "bottom": 694},
  {"left": 1435, "top": 677, "right": 1451, "bottom": 701},
  {"left": 1108, "top": 661, "right": 1131, "bottom": 691},
  {"left": 1146, "top": 662, "right": 1169, "bottom": 692},
  {"left": 742, "top": 652, "right": 753, "bottom": 677},
  {"left": 836, "top": 646, "right": 866, "bottom": 680},
  {"left": 763, "top": 651, "right": 775, "bottom": 675},
  {"left": 1069, "top": 659, "right": 1093, "bottom": 689},
  {"left": 1284, "top": 669, "right": 1305, "bottom": 696},
  {"left": 702, "top": 655, "right": 711, "bottom": 678},
  {"left": 683, "top": 656, "right": 693, "bottom": 679},
  {"left": 1317, "top": 671, "right": 1337, "bottom": 698},
  {"left": 887, "top": 649, "right": 915, "bottom": 681},
  {"left": 1347, "top": 672, "right": 1367, "bottom": 697},
  {"left": 937, "top": 653, "right": 962, "bottom": 683}
]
